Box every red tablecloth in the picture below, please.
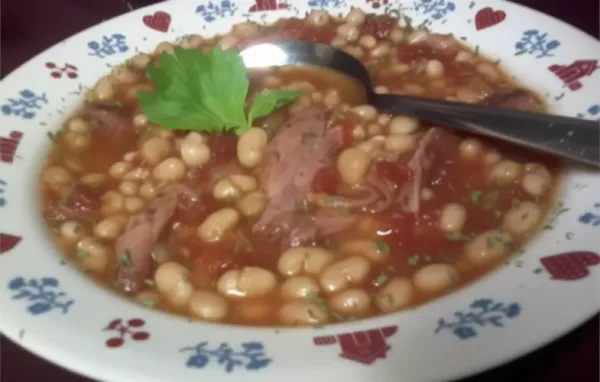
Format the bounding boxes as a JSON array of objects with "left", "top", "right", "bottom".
[{"left": 0, "top": 0, "right": 598, "bottom": 381}]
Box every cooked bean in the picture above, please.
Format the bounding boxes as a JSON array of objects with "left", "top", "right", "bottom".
[
  {"left": 280, "top": 276, "right": 320, "bottom": 301},
  {"left": 323, "top": 88, "right": 341, "bottom": 108},
  {"left": 352, "top": 105, "right": 377, "bottom": 121},
  {"left": 522, "top": 173, "right": 550, "bottom": 197},
  {"left": 60, "top": 221, "right": 84, "bottom": 241},
  {"left": 389, "top": 28, "right": 405, "bottom": 43},
  {"left": 130, "top": 54, "right": 151, "bottom": 70},
  {"left": 375, "top": 277, "right": 414, "bottom": 312},
  {"left": 484, "top": 150, "right": 502, "bottom": 165},
  {"left": 279, "top": 301, "right": 329, "bottom": 325},
  {"left": 459, "top": 138, "right": 482, "bottom": 159},
  {"left": 78, "top": 174, "right": 104, "bottom": 188},
  {"left": 135, "top": 290, "right": 159, "bottom": 308},
  {"left": 133, "top": 113, "right": 148, "bottom": 128},
  {"left": 93, "top": 76, "right": 114, "bottom": 101},
  {"left": 43, "top": 165, "right": 72, "bottom": 186},
  {"left": 339, "top": 239, "right": 389, "bottom": 263},
  {"left": 465, "top": 230, "right": 514, "bottom": 266},
  {"left": 345, "top": 7, "right": 365, "bottom": 25},
  {"left": 153, "top": 157, "right": 186, "bottom": 183},
  {"left": 288, "top": 95, "right": 312, "bottom": 115},
  {"left": 278, "top": 247, "right": 335, "bottom": 277},
  {"left": 455, "top": 88, "right": 480, "bottom": 103},
  {"left": 490, "top": 160, "right": 522, "bottom": 185},
  {"left": 389, "top": 116, "right": 419, "bottom": 135},
  {"left": 385, "top": 134, "right": 417, "bottom": 155},
  {"left": 358, "top": 35, "right": 377, "bottom": 49},
  {"left": 407, "top": 30, "right": 428, "bottom": 44},
  {"left": 319, "top": 255, "right": 371, "bottom": 294},
  {"left": 111, "top": 66, "right": 138, "bottom": 85},
  {"left": 218, "top": 35, "right": 239, "bottom": 51},
  {"left": 154, "top": 262, "right": 193, "bottom": 307},
  {"left": 67, "top": 118, "right": 90, "bottom": 134},
  {"left": 180, "top": 140, "right": 210, "bottom": 168},
  {"left": 402, "top": 83, "right": 426, "bottom": 95},
  {"left": 337, "top": 24, "right": 360, "bottom": 42},
  {"left": 231, "top": 22, "right": 260, "bottom": 39},
  {"left": 366, "top": 122, "right": 382, "bottom": 137},
  {"left": 421, "top": 187, "right": 435, "bottom": 201},
  {"left": 329, "top": 288, "right": 371, "bottom": 315},
  {"left": 439, "top": 203, "right": 467, "bottom": 233},
  {"left": 178, "top": 35, "right": 204, "bottom": 49},
  {"left": 307, "top": 9, "right": 330, "bottom": 26},
  {"left": 287, "top": 80, "right": 315, "bottom": 92},
  {"left": 330, "top": 37, "right": 346, "bottom": 48},
  {"left": 503, "top": 201, "right": 543, "bottom": 237},
  {"left": 374, "top": 85, "right": 389, "bottom": 94},
  {"left": 370, "top": 42, "right": 391, "bottom": 59},
  {"left": 261, "top": 75, "right": 283, "bottom": 88},
  {"left": 237, "top": 190, "right": 267, "bottom": 217},
  {"left": 413, "top": 264, "right": 460, "bottom": 294},
  {"left": 426, "top": 60, "right": 445, "bottom": 78},
  {"left": 311, "top": 91, "right": 324, "bottom": 102},
  {"left": 197, "top": 208, "right": 240, "bottom": 243},
  {"left": 237, "top": 128, "right": 267, "bottom": 168},
  {"left": 109, "top": 161, "right": 131, "bottom": 178},
  {"left": 64, "top": 132, "right": 91, "bottom": 151},
  {"left": 101, "top": 191, "right": 125, "bottom": 216},
  {"left": 118, "top": 180, "right": 138, "bottom": 196},
  {"left": 139, "top": 182, "right": 157, "bottom": 200},
  {"left": 125, "top": 197, "right": 145, "bottom": 213},
  {"left": 476, "top": 63, "right": 501, "bottom": 82},
  {"left": 213, "top": 178, "right": 239, "bottom": 201},
  {"left": 189, "top": 290, "right": 228, "bottom": 321},
  {"left": 337, "top": 147, "right": 371, "bottom": 186},
  {"left": 141, "top": 137, "right": 171, "bottom": 166},
  {"left": 77, "top": 237, "right": 110, "bottom": 273},
  {"left": 217, "top": 267, "right": 277, "bottom": 297},
  {"left": 94, "top": 217, "right": 124, "bottom": 240},
  {"left": 455, "top": 50, "right": 474, "bottom": 63},
  {"left": 389, "top": 63, "right": 410, "bottom": 75},
  {"left": 124, "top": 168, "right": 150, "bottom": 181},
  {"left": 154, "top": 41, "right": 174, "bottom": 55}
]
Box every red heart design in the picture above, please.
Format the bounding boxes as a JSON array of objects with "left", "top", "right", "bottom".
[
  {"left": 143, "top": 11, "right": 171, "bottom": 33},
  {"left": 540, "top": 251, "right": 600, "bottom": 280},
  {"left": 0, "top": 233, "right": 22, "bottom": 254},
  {"left": 475, "top": 7, "right": 506, "bottom": 31}
]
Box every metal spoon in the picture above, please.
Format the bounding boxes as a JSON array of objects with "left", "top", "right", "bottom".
[{"left": 240, "top": 41, "right": 600, "bottom": 167}]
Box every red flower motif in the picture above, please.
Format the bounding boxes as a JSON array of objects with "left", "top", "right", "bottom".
[
  {"left": 45, "top": 62, "right": 78, "bottom": 79},
  {"left": 249, "top": 0, "right": 288, "bottom": 12},
  {"left": 314, "top": 326, "right": 398, "bottom": 365},
  {"left": 103, "top": 318, "right": 150, "bottom": 348}
]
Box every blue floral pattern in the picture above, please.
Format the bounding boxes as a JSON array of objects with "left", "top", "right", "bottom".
[
  {"left": 578, "top": 203, "right": 600, "bottom": 227},
  {"left": 514, "top": 30, "right": 560, "bottom": 58},
  {"left": 0, "top": 179, "right": 6, "bottom": 207},
  {"left": 196, "top": 1, "right": 239, "bottom": 23},
  {"left": 413, "top": 0, "right": 456, "bottom": 20},
  {"left": 307, "top": 0, "right": 346, "bottom": 7},
  {"left": 88, "top": 34, "right": 129, "bottom": 58},
  {"left": 8, "top": 277, "right": 74, "bottom": 315},
  {"left": 180, "top": 341, "right": 272, "bottom": 372},
  {"left": 1, "top": 90, "right": 48, "bottom": 119},
  {"left": 434, "top": 299, "right": 521, "bottom": 339}
]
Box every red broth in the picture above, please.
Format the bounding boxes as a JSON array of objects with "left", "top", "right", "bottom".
[{"left": 40, "top": 10, "right": 560, "bottom": 326}]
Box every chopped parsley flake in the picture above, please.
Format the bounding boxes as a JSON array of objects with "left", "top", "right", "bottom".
[
  {"left": 75, "top": 249, "right": 89, "bottom": 259},
  {"left": 445, "top": 232, "right": 473, "bottom": 242},
  {"left": 408, "top": 254, "right": 420, "bottom": 266},
  {"left": 140, "top": 298, "right": 157, "bottom": 308},
  {"left": 143, "top": 279, "right": 155, "bottom": 287},
  {"left": 470, "top": 190, "right": 482, "bottom": 204},
  {"left": 374, "top": 240, "right": 390, "bottom": 254}
]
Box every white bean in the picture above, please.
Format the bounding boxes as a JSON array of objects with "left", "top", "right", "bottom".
[
  {"left": 280, "top": 276, "right": 320, "bottom": 301},
  {"left": 231, "top": 22, "right": 261, "bottom": 39},
  {"left": 132, "top": 112, "right": 148, "bottom": 128},
  {"left": 139, "top": 182, "right": 157, "bottom": 200},
  {"left": 352, "top": 105, "right": 378, "bottom": 121},
  {"left": 101, "top": 191, "right": 125, "bottom": 216},
  {"left": 439, "top": 203, "right": 467, "bottom": 233},
  {"left": 389, "top": 28, "right": 405, "bottom": 43},
  {"left": 389, "top": 116, "right": 420, "bottom": 135},
  {"left": 279, "top": 301, "right": 329, "bottom": 325},
  {"left": 111, "top": 66, "right": 138, "bottom": 85},
  {"left": 154, "top": 41, "right": 174, "bottom": 55},
  {"left": 339, "top": 239, "right": 389, "bottom": 263},
  {"left": 119, "top": 180, "right": 139, "bottom": 196},
  {"left": 140, "top": 137, "right": 170, "bottom": 166},
  {"left": 94, "top": 218, "right": 124, "bottom": 240},
  {"left": 426, "top": 60, "right": 445, "bottom": 79},
  {"left": 76, "top": 237, "right": 110, "bottom": 273},
  {"left": 329, "top": 288, "right": 371, "bottom": 316},
  {"left": 374, "top": 85, "right": 389, "bottom": 94},
  {"left": 307, "top": 10, "right": 330, "bottom": 26},
  {"left": 218, "top": 35, "right": 239, "bottom": 51},
  {"left": 323, "top": 88, "right": 341, "bottom": 108},
  {"left": 358, "top": 35, "right": 377, "bottom": 49},
  {"left": 109, "top": 161, "right": 131, "bottom": 179},
  {"left": 370, "top": 42, "right": 391, "bottom": 59},
  {"left": 189, "top": 290, "right": 228, "bottom": 321},
  {"left": 503, "top": 201, "right": 543, "bottom": 237},
  {"left": 153, "top": 157, "right": 186, "bottom": 183},
  {"left": 375, "top": 277, "right": 414, "bottom": 312},
  {"left": 213, "top": 178, "right": 239, "bottom": 201},
  {"left": 180, "top": 140, "right": 210, "bottom": 168},
  {"left": 337, "top": 24, "right": 360, "bottom": 42},
  {"left": 319, "top": 256, "right": 371, "bottom": 294},
  {"left": 490, "top": 160, "right": 522, "bottom": 185},
  {"left": 465, "top": 230, "right": 514, "bottom": 266},
  {"left": 522, "top": 173, "right": 550, "bottom": 197},
  {"left": 93, "top": 76, "right": 114, "bottom": 101},
  {"left": 67, "top": 118, "right": 89, "bottom": 134},
  {"left": 345, "top": 7, "right": 366, "bottom": 25},
  {"left": 413, "top": 263, "right": 460, "bottom": 294},
  {"left": 125, "top": 197, "right": 145, "bottom": 213},
  {"left": 130, "top": 54, "right": 151, "bottom": 70},
  {"left": 407, "top": 30, "right": 429, "bottom": 44},
  {"left": 385, "top": 134, "right": 417, "bottom": 155},
  {"left": 237, "top": 190, "right": 267, "bottom": 217},
  {"left": 43, "top": 165, "right": 72, "bottom": 186},
  {"left": 278, "top": 247, "right": 335, "bottom": 277},
  {"left": 476, "top": 63, "right": 501, "bottom": 82},
  {"left": 154, "top": 262, "right": 193, "bottom": 307},
  {"left": 217, "top": 267, "right": 277, "bottom": 298},
  {"left": 237, "top": 128, "right": 267, "bottom": 168},
  {"left": 337, "top": 148, "right": 371, "bottom": 186},
  {"left": 459, "top": 138, "right": 482, "bottom": 159},
  {"left": 197, "top": 208, "right": 240, "bottom": 243},
  {"left": 60, "top": 221, "right": 84, "bottom": 241}
]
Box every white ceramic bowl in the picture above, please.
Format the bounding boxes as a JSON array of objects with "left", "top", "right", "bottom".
[{"left": 0, "top": 0, "right": 598, "bottom": 381}]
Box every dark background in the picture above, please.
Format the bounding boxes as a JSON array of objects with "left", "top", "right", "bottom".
[{"left": 0, "top": 0, "right": 598, "bottom": 381}]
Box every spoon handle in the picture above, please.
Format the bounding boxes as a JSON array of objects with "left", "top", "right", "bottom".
[{"left": 373, "top": 94, "right": 600, "bottom": 167}]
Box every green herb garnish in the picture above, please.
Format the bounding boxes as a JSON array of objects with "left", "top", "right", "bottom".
[
  {"left": 75, "top": 249, "right": 89, "bottom": 259},
  {"left": 408, "top": 254, "right": 420, "bottom": 266},
  {"left": 445, "top": 232, "right": 473, "bottom": 242},
  {"left": 118, "top": 250, "right": 133, "bottom": 268},
  {"left": 138, "top": 46, "right": 302, "bottom": 134},
  {"left": 470, "top": 190, "right": 482, "bottom": 204},
  {"left": 374, "top": 240, "right": 390, "bottom": 255}
]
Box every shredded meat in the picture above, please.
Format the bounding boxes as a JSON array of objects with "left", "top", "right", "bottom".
[
  {"left": 398, "top": 128, "right": 437, "bottom": 213},
  {"left": 115, "top": 185, "right": 195, "bottom": 293}
]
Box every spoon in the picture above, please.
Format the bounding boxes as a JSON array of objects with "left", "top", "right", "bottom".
[{"left": 240, "top": 41, "right": 600, "bottom": 167}]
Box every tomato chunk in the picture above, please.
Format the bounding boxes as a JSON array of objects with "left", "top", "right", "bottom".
[
  {"left": 331, "top": 114, "right": 359, "bottom": 148},
  {"left": 312, "top": 165, "right": 340, "bottom": 194}
]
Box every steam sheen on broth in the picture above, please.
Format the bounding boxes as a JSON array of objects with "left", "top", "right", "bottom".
[{"left": 40, "top": 9, "right": 559, "bottom": 326}]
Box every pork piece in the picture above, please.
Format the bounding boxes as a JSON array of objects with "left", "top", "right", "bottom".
[
  {"left": 115, "top": 186, "right": 194, "bottom": 293},
  {"left": 253, "top": 107, "right": 356, "bottom": 249}
]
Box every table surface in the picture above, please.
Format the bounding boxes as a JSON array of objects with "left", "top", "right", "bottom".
[{"left": 0, "top": 0, "right": 598, "bottom": 381}]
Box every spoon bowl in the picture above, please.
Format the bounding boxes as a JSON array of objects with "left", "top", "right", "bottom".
[{"left": 241, "top": 41, "right": 600, "bottom": 167}]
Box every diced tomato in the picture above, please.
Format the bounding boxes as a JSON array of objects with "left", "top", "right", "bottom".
[
  {"left": 193, "top": 243, "right": 255, "bottom": 281},
  {"left": 63, "top": 184, "right": 102, "bottom": 212},
  {"left": 361, "top": 15, "right": 398, "bottom": 39},
  {"left": 280, "top": 18, "right": 335, "bottom": 44},
  {"left": 209, "top": 133, "right": 238, "bottom": 165},
  {"left": 331, "top": 114, "right": 359, "bottom": 147},
  {"left": 311, "top": 165, "right": 340, "bottom": 194},
  {"left": 375, "top": 161, "right": 411, "bottom": 188}
]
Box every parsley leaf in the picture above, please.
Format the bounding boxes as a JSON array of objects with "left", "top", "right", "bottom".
[{"left": 138, "top": 46, "right": 301, "bottom": 134}]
